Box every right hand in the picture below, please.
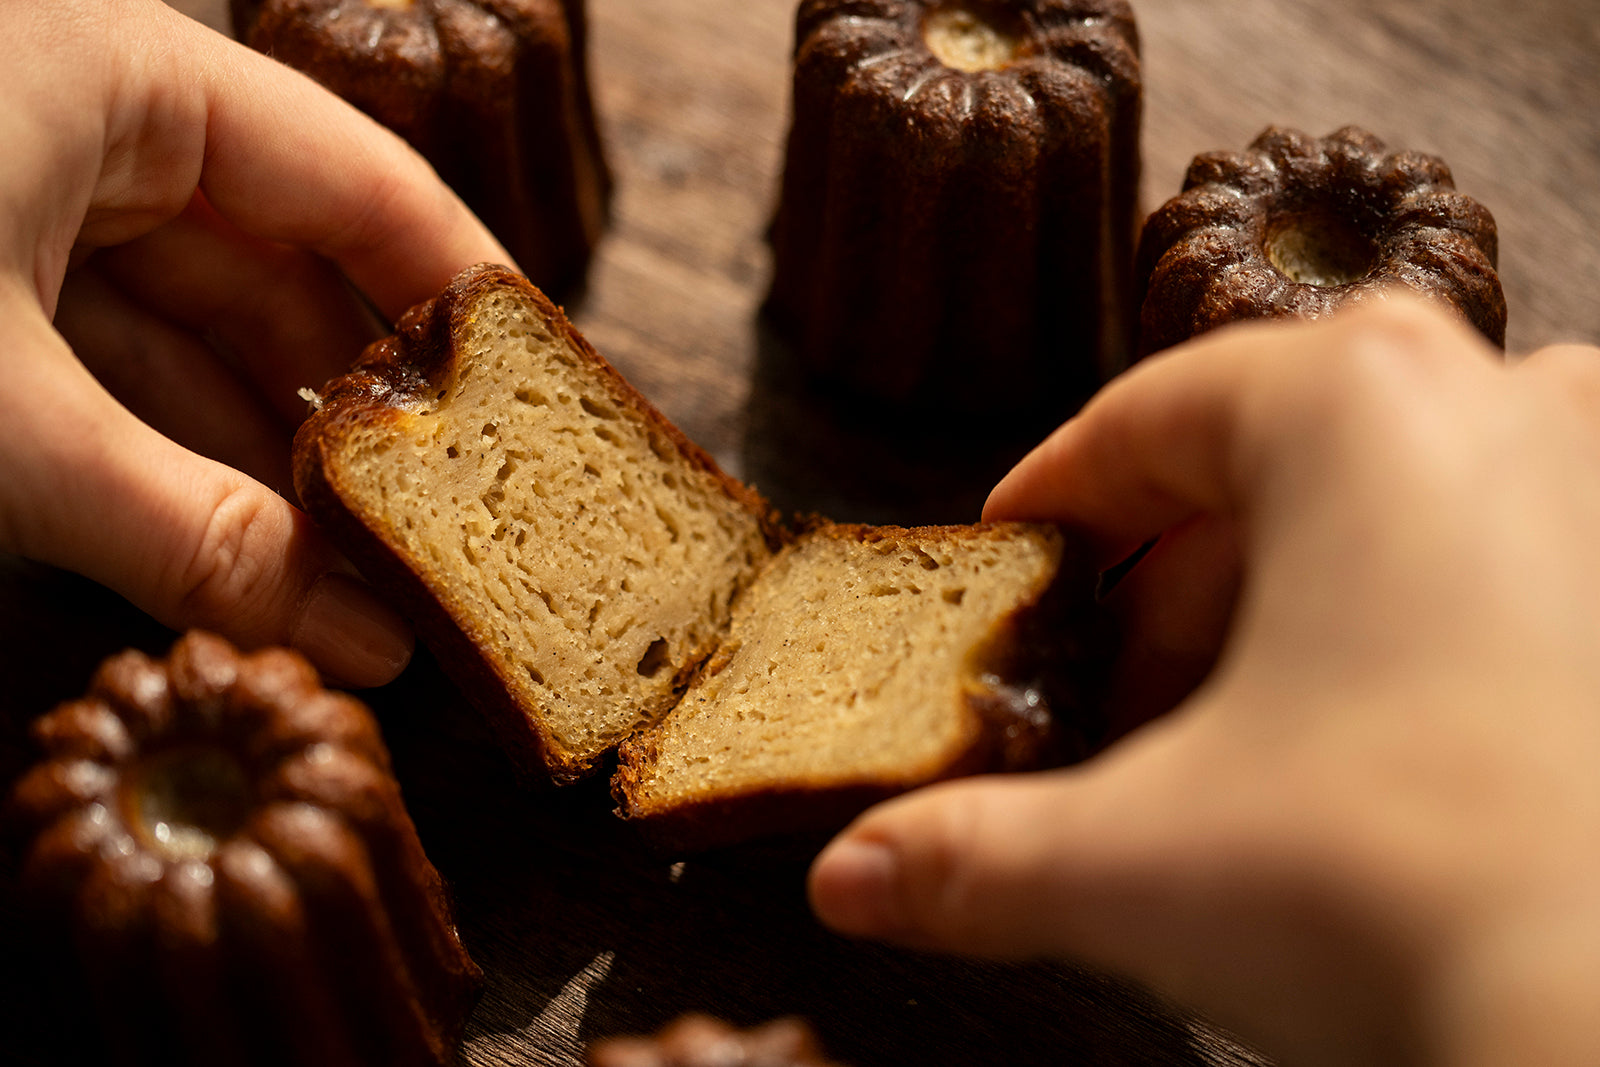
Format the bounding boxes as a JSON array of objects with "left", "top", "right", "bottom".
[{"left": 811, "top": 300, "right": 1600, "bottom": 1066}]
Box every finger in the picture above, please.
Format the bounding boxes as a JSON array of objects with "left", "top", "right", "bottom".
[
  {"left": 180, "top": 16, "right": 513, "bottom": 316},
  {"left": 53, "top": 263, "right": 298, "bottom": 495},
  {"left": 982, "top": 299, "right": 1496, "bottom": 556},
  {"left": 808, "top": 751, "right": 1198, "bottom": 964},
  {"left": 1, "top": 303, "right": 411, "bottom": 687},
  {"left": 25, "top": 0, "right": 507, "bottom": 320},
  {"left": 88, "top": 194, "right": 385, "bottom": 423},
  {"left": 1100, "top": 514, "right": 1242, "bottom": 740},
  {"left": 980, "top": 329, "right": 1255, "bottom": 565},
  {"left": 807, "top": 741, "right": 1423, "bottom": 1065},
  {"left": 1516, "top": 342, "right": 1600, "bottom": 416}
]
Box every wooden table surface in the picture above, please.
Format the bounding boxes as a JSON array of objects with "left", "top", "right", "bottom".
[{"left": 3, "top": 0, "right": 1597, "bottom": 1064}]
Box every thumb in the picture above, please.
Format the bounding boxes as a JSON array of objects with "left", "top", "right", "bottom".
[
  {"left": 807, "top": 716, "right": 1273, "bottom": 975},
  {"left": 808, "top": 767, "right": 1160, "bottom": 962},
  {"left": 806, "top": 721, "right": 1433, "bottom": 1066},
  {"left": 3, "top": 307, "right": 411, "bottom": 686}
]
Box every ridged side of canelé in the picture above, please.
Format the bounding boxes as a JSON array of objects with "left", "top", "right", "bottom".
[
  {"left": 1136, "top": 125, "right": 1506, "bottom": 357},
  {"left": 293, "top": 265, "right": 787, "bottom": 784},
  {"left": 612, "top": 521, "right": 1113, "bottom": 855},
  {"left": 765, "top": 0, "right": 1142, "bottom": 421},
  {"left": 4, "top": 632, "right": 482, "bottom": 1067},
  {"left": 234, "top": 0, "right": 611, "bottom": 297}
]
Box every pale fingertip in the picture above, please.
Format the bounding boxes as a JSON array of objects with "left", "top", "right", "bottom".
[
  {"left": 981, "top": 419, "right": 1079, "bottom": 523},
  {"left": 290, "top": 571, "right": 414, "bottom": 687},
  {"left": 808, "top": 836, "right": 903, "bottom": 939}
]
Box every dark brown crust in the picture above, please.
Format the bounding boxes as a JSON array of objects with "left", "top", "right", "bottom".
[
  {"left": 293, "top": 265, "right": 787, "bottom": 785},
  {"left": 610, "top": 522, "right": 1114, "bottom": 855},
  {"left": 764, "top": 0, "right": 1142, "bottom": 420},
  {"left": 1135, "top": 125, "right": 1506, "bottom": 356},
  {"left": 233, "top": 0, "right": 610, "bottom": 297},
  {"left": 964, "top": 526, "right": 1115, "bottom": 766},
  {"left": 4, "top": 632, "right": 482, "bottom": 1066}
]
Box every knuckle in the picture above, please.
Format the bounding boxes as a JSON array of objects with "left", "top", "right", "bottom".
[
  {"left": 172, "top": 486, "right": 293, "bottom": 637},
  {"left": 1327, "top": 305, "right": 1443, "bottom": 375},
  {"left": 899, "top": 788, "right": 992, "bottom": 943},
  {"left": 1274, "top": 299, "right": 1483, "bottom": 427},
  {"left": 321, "top": 138, "right": 442, "bottom": 261},
  {"left": 1524, "top": 342, "right": 1600, "bottom": 386}
]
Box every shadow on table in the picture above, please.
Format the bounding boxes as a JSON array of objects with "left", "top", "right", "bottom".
[
  {"left": 739, "top": 319, "right": 1081, "bottom": 528},
  {"left": 368, "top": 653, "right": 1268, "bottom": 1067},
  {"left": 0, "top": 565, "right": 1270, "bottom": 1067}
]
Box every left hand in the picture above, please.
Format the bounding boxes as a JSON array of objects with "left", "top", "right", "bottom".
[{"left": 1, "top": 0, "right": 508, "bottom": 685}]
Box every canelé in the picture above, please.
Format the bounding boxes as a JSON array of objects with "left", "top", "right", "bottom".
[
  {"left": 765, "top": 0, "right": 1142, "bottom": 421},
  {"left": 234, "top": 0, "right": 610, "bottom": 296},
  {"left": 1136, "top": 125, "right": 1505, "bottom": 356},
  {"left": 6, "top": 632, "right": 481, "bottom": 1066}
]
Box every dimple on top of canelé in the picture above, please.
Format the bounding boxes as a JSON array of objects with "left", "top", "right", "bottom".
[{"left": 793, "top": 0, "right": 1140, "bottom": 117}]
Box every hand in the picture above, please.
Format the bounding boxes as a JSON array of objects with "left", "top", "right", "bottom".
[
  {"left": 0, "top": 0, "right": 508, "bottom": 685},
  {"left": 809, "top": 299, "right": 1600, "bottom": 1066}
]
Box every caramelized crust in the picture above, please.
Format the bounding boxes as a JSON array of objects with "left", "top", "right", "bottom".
[
  {"left": 1136, "top": 125, "right": 1506, "bottom": 356},
  {"left": 233, "top": 0, "right": 610, "bottom": 296},
  {"left": 6, "top": 632, "right": 481, "bottom": 1067},
  {"left": 294, "top": 266, "right": 785, "bottom": 784},
  {"left": 766, "top": 0, "right": 1142, "bottom": 420}
]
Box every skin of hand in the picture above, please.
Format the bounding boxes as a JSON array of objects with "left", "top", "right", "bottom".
[
  {"left": 808, "top": 299, "right": 1600, "bottom": 1067},
  {"left": 0, "top": 0, "right": 509, "bottom": 685}
]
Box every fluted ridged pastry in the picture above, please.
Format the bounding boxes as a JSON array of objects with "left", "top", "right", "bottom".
[
  {"left": 233, "top": 0, "right": 610, "bottom": 297},
  {"left": 765, "top": 0, "right": 1142, "bottom": 421},
  {"left": 6, "top": 632, "right": 481, "bottom": 1066},
  {"left": 1136, "top": 125, "right": 1506, "bottom": 356}
]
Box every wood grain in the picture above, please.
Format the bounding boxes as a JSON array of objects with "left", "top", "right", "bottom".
[{"left": 5, "top": 0, "right": 1598, "bottom": 1063}]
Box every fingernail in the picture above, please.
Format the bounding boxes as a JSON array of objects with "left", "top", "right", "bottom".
[
  {"left": 292, "top": 572, "right": 414, "bottom": 687},
  {"left": 809, "top": 837, "right": 902, "bottom": 937}
]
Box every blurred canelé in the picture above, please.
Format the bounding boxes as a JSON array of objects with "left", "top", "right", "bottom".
[
  {"left": 233, "top": 0, "right": 611, "bottom": 298},
  {"left": 1135, "top": 125, "right": 1505, "bottom": 357},
  {"left": 5, "top": 631, "right": 481, "bottom": 1066}
]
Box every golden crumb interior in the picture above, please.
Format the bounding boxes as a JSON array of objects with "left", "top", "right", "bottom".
[
  {"left": 625, "top": 525, "right": 1061, "bottom": 804},
  {"left": 922, "top": 5, "right": 1022, "bottom": 73},
  {"left": 328, "top": 289, "right": 772, "bottom": 768}
]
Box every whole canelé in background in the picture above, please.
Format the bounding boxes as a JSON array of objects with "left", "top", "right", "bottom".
[
  {"left": 5, "top": 632, "right": 482, "bottom": 1067},
  {"left": 764, "top": 0, "right": 1142, "bottom": 423},
  {"left": 1135, "top": 125, "right": 1506, "bottom": 357},
  {"left": 232, "top": 0, "right": 610, "bottom": 298}
]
